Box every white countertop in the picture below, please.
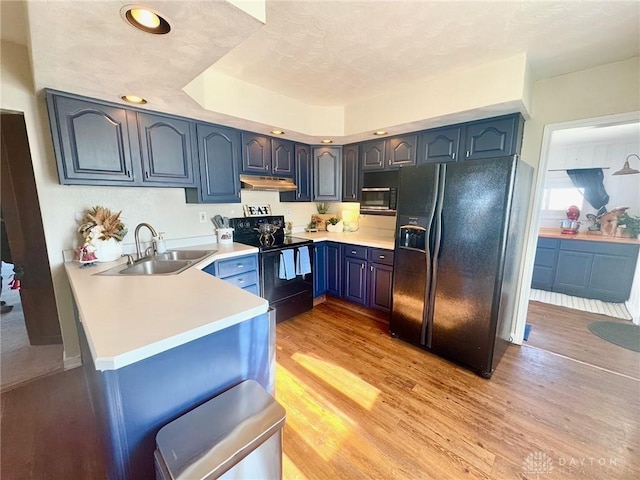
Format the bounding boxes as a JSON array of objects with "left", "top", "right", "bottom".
[
  {"left": 65, "top": 242, "right": 268, "bottom": 371},
  {"left": 294, "top": 230, "right": 395, "bottom": 250}
]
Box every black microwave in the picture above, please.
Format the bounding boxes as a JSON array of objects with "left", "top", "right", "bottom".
[{"left": 360, "top": 187, "right": 397, "bottom": 215}]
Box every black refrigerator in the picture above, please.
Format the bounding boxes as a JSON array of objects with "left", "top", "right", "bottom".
[{"left": 390, "top": 155, "right": 532, "bottom": 378}]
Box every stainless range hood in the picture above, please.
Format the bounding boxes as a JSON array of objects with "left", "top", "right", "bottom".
[{"left": 240, "top": 175, "right": 297, "bottom": 192}]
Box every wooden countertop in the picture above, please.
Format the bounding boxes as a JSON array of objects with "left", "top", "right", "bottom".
[
  {"left": 539, "top": 228, "right": 640, "bottom": 245},
  {"left": 65, "top": 243, "right": 268, "bottom": 371}
]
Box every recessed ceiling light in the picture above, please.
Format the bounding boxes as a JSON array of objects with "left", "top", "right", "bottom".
[
  {"left": 121, "top": 94, "right": 148, "bottom": 105},
  {"left": 122, "top": 6, "right": 171, "bottom": 34},
  {"left": 271, "top": 130, "right": 285, "bottom": 135},
  {"left": 373, "top": 130, "right": 388, "bottom": 136},
  {"left": 321, "top": 139, "right": 333, "bottom": 144}
]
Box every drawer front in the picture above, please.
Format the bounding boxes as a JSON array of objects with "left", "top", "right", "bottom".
[
  {"left": 537, "top": 237, "right": 559, "bottom": 249},
  {"left": 223, "top": 270, "right": 259, "bottom": 289},
  {"left": 242, "top": 284, "right": 260, "bottom": 296},
  {"left": 534, "top": 247, "right": 557, "bottom": 268},
  {"left": 215, "top": 254, "right": 258, "bottom": 278},
  {"left": 368, "top": 248, "right": 394, "bottom": 265},
  {"left": 343, "top": 244, "right": 368, "bottom": 260},
  {"left": 559, "top": 239, "right": 638, "bottom": 257}
]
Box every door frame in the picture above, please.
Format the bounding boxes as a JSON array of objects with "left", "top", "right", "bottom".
[
  {"left": 513, "top": 110, "right": 640, "bottom": 342},
  {"left": 1, "top": 111, "right": 62, "bottom": 345}
]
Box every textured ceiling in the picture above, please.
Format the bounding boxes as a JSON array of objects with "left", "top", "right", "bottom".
[
  {"left": 3, "top": 0, "right": 640, "bottom": 143},
  {"left": 212, "top": 1, "right": 640, "bottom": 106}
]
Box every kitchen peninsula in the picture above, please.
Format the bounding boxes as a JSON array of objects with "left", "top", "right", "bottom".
[{"left": 65, "top": 243, "right": 271, "bottom": 480}]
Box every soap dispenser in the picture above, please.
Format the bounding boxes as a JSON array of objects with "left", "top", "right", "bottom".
[{"left": 156, "top": 232, "right": 167, "bottom": 254}]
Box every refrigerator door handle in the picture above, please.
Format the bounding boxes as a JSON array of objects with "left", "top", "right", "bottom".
[
  {"left": 420, "top": 164, "right": 441, "bottom": 347},
  {"left": 425, "top": 163, "right": 447, "bottom": 347}
]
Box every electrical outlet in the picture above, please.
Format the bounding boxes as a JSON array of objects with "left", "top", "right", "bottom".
[{"left": 199, "top": 211, "right": 207, "bottom": 223}]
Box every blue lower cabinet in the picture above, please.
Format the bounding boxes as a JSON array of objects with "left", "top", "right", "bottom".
[
  {"left": 203, "top": 253, "right": 260, "bottom": 295},
  {"left": 369, "top": 262, "right": 393, "bottom": 312},
  {"left": 79, "top": 312, "right": 271, "bottom": 480},
  {"left": 326, "top": 242, "right": 342, "bottom": 296},
  {"left": 313, "top": 242, "right": 327, "bottom": 297},
  {"left": 343, "top": 256, "right": 368, "bottom": 305}
]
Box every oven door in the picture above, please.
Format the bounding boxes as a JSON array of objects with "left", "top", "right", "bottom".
[{"left": 260, "top": 245, "right": 314, "bottom": 322}]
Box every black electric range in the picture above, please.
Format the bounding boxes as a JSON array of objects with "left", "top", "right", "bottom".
[{"left": 229, "top": 216, "right": 314, "bottom": 322}]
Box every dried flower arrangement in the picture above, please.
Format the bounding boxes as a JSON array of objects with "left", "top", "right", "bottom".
[{"left": 78, "top": 206, "right": 128, "bottom": 242}]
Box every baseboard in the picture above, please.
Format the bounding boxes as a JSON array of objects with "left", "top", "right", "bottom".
[
  {"left": 625, "top": 299, "right": 639, "bottom": 325},
  {"left": 63, "top": 352, "right": 82, "bottom": 370}
]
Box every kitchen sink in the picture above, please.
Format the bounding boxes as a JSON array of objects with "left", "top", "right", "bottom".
[
  {"left": 119, "top": 259, "right": 193, "bottom": 275},
  {"left": 97, "top": 249, "right": 216, "bottom": 276},
  {"left": 152, "top": 249, "right": 216, "bottom": 261}
]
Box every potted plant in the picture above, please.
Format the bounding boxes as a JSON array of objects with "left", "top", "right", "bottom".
[
  {"left": 326, "top": 217, "right": 344, "bottom": 233},
  {"left": 77, "top": 206, "right": 128, "bottom": 262},
  {"left": 316, "top": 202, "right": 329, "bottom": 214},
  {"left": 617, "top": 212, "right": 640, "bottom": 238}
]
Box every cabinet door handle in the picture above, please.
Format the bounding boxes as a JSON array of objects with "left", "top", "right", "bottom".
[
  {"left": 351, "top": 250, "right": 357, "bottom": 254},
  {"left": 297, "top": 192, "right": 301, "bottom": 198},
  {"left": 238, "top": 278, "right": 245, "bottom": 284},
  {"left": 145, "top": 171, "right": 149, "bottom": 179},
  {"left": 274, "top": 166, "right": 278, "bottom": 172},
  {"left": 264, "top": 165, "right": 269, "bottom": 170},
  {"left": 452, "top": 152, "right": 456, "bottom": 160},
  {"left": 352, "top": 194, "right": 356, "bottom": 199},
  {"left": 379, "top": 160, "right": 382, "bottom": 166},
  {"left": 126, "top": 170, "right": 131, "bottom": 177},
  {"left": 370, "top": 265, "right": 373, "bottom": 271},
  {"left": 379, "top": 255, "right": 385, "bottom": 259},
  {"left": 237, "top": 264, "right": 244, "bottom": 268},
  {"left": 466, "top": 151, "right": 470, "bottom": 158},
  {"left": 361, "top": 263, "right": 364, "bottom": 270}
]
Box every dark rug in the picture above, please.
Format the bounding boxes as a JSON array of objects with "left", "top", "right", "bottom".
[{"left": 588, "top": 321, "right": 640, "bottom": 352}]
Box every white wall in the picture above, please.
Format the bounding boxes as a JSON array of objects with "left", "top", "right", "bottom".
[{"left": 513, "top": 56, "right": 640, "bottom": 342}]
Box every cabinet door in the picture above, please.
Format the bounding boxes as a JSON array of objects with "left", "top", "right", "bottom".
[
  {"left": 462, "top": 115, "right": 522, "bottom": 160},
  {"left": 361, "top": 140, "right": 386, "bottom": 171},
  {"left": 417, "top": 126, "right": 461, "bottom": 164},
  {"left": 369, "top": 262, "right": 393, "bottom": 312},
  {"left": 241, "top": 132, "right": 271, "bottom": 174},
  {"left": 342, "top": 144, "right": 360, "bottom": 202},
  {"left": 313, "top": 242, "right": 327, "bottom": 297},
  {"left": 271, "top": 138, "right": 294, "bottom": 177},
  {"left": 136, "top": 112, "right": 195, "bottom": 186},
  {"left": 531, "top": 238, "right": 559, "bottom": 291},
  {"left": 281, "top": 143, "right": 312, "bottom": 202},
  {"left": 313, "top": 146, "right": 342, "bottom": 201},
  {"left": 386, "top": 134, "right": 417, "bottom": 168},
  {"left": 47, "top": 94, "right": 137, "bottom": 185},
  {"left": 343, "top": 257, "right": 367, "bottom": 305},
  {"left": 326, "top": 242, "right": 342, "bottom": 296},
  {"left": 588, "top": 254, "right": 636, "bottom": 302},
  {"left": 554, "top": 251, "right": 592, "bottom": 298},
  {"left": 188, "top": 123, "right": 240, "bottom": 203}
]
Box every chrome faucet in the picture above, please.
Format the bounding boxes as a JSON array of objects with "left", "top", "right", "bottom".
[{"left": 134, "top": 223, "right": 158, "bottom": 260}]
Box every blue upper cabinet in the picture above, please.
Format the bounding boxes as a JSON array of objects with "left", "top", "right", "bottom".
[
  {"left": 271, "top": 138, "right": 295, "bottom": 177},
  {"left": 135, "top": 112, "right": 196, "bottom": 186},
  {"left": 386, "top": 134, "right": 417, "bottom": 168},
  {"left": 46, "top": 91, "right": 197, "bottom": 187},
  {"left": 342, "top": 143, "right": 360, "bottom": 202},
  {"left": 361, "top": 139, "right": 386, "bottom": 171},
  {"left": 462, "top": 114, "right": 523, "bottom": 160},
  {"left": 313, "top": 146, "right": 342, "bottom": 201},
  {"left": 47, "top": 93, "right": 139, "bottom": 185},
  {"left": 417, "top": 126, "right": 462, "bottom": 164},
  {"left": 280, "top": 143, "right": 311, "bottom": 202},
  {"left": 186, "top": 123, "right": 241, "bottom": 204},
  {"left": 241, "top": 133, "right": 295, "bottom": 178},
  {"left": 241, "top": 132, "right": 271, "bottom": 174}
]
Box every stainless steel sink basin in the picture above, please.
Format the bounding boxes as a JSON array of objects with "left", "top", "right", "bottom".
[
  {"left": 96, "top": 249, "right": 216, "bottom": 276},
  {"left": 152, "top": 249, "right": 216, "bottom": 261},
  {"left": 119, "top": 259, "right": 193, "bottom": 275}
]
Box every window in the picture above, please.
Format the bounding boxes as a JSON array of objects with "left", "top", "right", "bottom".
[
  {"left": 540, "top": 171, "right": 586, "bottom": 226},
  {"left": 542, "top": 186, "right": 584, "bottom": 211}
]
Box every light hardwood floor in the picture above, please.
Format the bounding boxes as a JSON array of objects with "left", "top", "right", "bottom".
[
  {"left": 277, "top": 298, "right": 639, "bottom": 479},
  {"left": 526, "top": 300, "right": 640, "bottom": 379},
  {"left": 1, "top": 298, "right": 638, "bottom": 479}
]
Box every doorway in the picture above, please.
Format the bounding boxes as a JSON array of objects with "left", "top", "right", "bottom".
[
  {"left": 1, "top": 111, "right": 63, "bottom": 392},
  {"left": 518, "top": 111, "right": 640, "bottom": 377}
]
